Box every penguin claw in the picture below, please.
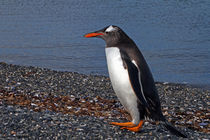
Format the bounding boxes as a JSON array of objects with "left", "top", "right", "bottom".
[
  {"left": 110, "top": 122, "right": 135, "bottom": 127},
  {"left": 120, "top": 126, "right": 141, "bottom": 132},
  {"left": 117, "top": 120, "right": 144, "bottom": 132}
]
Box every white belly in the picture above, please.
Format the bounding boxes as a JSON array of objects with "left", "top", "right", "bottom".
[{"left": 105, "top": 47, "right": 140, "bottom": 124}]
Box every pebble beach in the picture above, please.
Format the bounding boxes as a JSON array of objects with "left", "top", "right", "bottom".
[{"left": 0, "top": 62, "right": 209, "bottom": 139}]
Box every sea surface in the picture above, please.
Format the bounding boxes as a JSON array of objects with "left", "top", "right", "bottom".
[{"left": 0, "top": 0, "right": 209, "bottom": 87}]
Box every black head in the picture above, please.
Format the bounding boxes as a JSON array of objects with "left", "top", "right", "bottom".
[{"left": 84, "top": 25, "right": 134, "bottom": 46}]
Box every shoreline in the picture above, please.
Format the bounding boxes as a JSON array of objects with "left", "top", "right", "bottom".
[
  {"left": 0, "top": 62, "right": 209, "bottom": 139},
  {"left": 2, "top": 61, "right": 210, "bottom": 90}
]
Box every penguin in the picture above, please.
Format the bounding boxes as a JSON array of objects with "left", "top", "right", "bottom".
[{"left": 84, "top": 25, "right": 187, "bottom": 138}]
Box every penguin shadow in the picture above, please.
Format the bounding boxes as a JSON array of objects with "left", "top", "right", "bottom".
[
  {"left": 135, "top": 126, "right": 162, "bottom": 134},
  {"left": 134, "top": 124, "right": 169, "bottom": 136},
  {"left": 137, "top": 124, "right": 188, "bottom": 138}
]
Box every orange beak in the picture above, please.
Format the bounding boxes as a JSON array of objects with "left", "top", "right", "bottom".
[{"left": 84, "top": 32, "right": 104, "bottom": 38}]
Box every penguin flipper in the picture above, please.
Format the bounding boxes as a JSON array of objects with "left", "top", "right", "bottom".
[{"left": 120, "top": 51, "right": 148, "bottom": 107}]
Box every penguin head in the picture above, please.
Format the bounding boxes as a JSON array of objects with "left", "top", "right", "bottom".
[{"left": 84, "top": 25, "right": 133, "bottom": 46}]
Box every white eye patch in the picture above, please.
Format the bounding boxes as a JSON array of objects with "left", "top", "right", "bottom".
[{"left": 105, "top": 25, "right": 116, "bottom": 32}]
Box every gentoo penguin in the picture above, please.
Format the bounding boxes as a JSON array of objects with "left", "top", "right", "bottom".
[{"left": 84, "top": 25, "right": 187, "bottom": 138}]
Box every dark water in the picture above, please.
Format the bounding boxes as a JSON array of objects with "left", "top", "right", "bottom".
[{"left": 0, "top": 0, "right": 210, "bottom": 87}]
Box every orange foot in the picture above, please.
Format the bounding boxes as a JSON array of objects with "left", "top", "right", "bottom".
[
  {"left": 110, "top": 122, "right": 136, "bottom": 127},
  {"left": 110, "top": 120, "right": 144, "bottom": 132}
]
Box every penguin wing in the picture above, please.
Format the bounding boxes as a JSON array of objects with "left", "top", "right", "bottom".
[{"left": 120, "top": 51, "right": 149, "bottom": 107}]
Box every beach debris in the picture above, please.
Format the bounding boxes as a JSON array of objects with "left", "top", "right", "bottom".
[{"left": 0, "top": 89, "right": 209, "bottom": 133}]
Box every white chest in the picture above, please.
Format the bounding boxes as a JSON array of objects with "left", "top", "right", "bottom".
[
  {"left": 105, "top": 47, "right": 139, "bottom": 124},
  {"left": 105, "top": 47, "right": 129, "bottom": 88}
]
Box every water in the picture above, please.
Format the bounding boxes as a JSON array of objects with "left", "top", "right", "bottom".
[{"left": 0, "top": 0, "right": 210, "bottom": 87}]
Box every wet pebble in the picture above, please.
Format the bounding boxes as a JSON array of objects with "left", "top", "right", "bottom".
[{"left": 0, "top": 62, "right": 209, "bottom": 139}]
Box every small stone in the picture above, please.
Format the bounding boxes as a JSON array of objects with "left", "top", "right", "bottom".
[
  {"left": 199, "top": 122, "right": 208, "bottom": 126},
  {"left": 11, "top": 131, "right": 16, "bottom": 135},
  {"left": 180, "top": 107, "right": 185, "bottom": 111}
]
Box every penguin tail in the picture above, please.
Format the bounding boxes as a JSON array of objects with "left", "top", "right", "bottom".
[{"left": 160, "top": 121, "right": 187, "bottom": 138}]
